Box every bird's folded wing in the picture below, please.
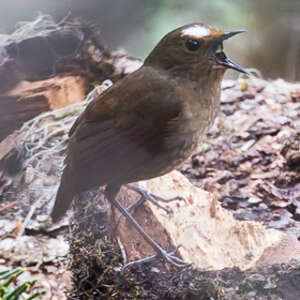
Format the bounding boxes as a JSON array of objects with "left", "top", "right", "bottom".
[{"left": 65, "top": 68, "right": 182, "bottom": 190}]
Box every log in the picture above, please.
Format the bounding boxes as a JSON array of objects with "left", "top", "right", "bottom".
[
  {"left": 0, "top": 15, "right": 118, "bottom": 142},
  {"left": 0, "top": 76, "right": 88, "bottom": 142}
]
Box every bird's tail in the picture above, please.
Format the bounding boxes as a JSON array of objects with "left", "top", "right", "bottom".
[{"left": 51, "top": 167, "right": 75, "bottom": 222}]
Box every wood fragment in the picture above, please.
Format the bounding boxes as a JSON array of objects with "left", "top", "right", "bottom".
[{"left": 0, "top": 200, "right": 18, "bottom": 212}]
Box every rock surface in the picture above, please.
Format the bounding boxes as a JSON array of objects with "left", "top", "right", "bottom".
[{"left": 113, "top": 170, "right": 300, "bottom": 270}]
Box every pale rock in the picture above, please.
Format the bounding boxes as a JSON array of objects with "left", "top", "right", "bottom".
[{"left": 112, "top": 170, "right": 300, "bottom": 270}]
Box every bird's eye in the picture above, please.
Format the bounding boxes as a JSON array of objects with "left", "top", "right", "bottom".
[{"left": 185, "top": 39, "right": 201, "bottom": 51}]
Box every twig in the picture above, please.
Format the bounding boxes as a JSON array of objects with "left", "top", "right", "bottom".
[{"left": 0, "top": 201, "right": 18, "bottom": 212}]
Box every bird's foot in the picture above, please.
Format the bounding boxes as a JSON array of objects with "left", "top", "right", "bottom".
[
  {"left": 126, "top": 184, "right": 185, "bottom": 214},
  {"left": 106, "top": 186, "right": 189, "bottom": 269},
  {"left": 114, "top": 185, "right": 184, "bottom": 233},
  {"left": 156, "top": 245, "right": 190, "bottom": 267},
  {"left": 123, "top": 245, "right": 190, "bottom": 269}
]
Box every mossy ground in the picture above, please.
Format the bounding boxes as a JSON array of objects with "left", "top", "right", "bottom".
[{"left": 68, "top": 191, "right": 300, "bottom": 299}]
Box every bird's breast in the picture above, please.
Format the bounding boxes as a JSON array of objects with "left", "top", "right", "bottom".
[{"left": 160, "top": 90, "right": 220, "bottom": 174}]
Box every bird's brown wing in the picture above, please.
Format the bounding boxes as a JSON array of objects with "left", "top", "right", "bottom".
[
  {"left": 51, "top": 68, "right": 182, "bottom": 221},
  {"left": 70, "top": 68, "right": 182, "bottom": 187}
]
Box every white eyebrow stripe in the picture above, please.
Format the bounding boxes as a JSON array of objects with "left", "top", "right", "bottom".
[{"left": 181, "top": 25, "right": 210, "bottom": 38}]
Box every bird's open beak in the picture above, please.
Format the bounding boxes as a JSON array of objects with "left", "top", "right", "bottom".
[
  {"left": 211, "top": 30, "right": 250, "bottom": 75},
  {"left": 221, "top": 30, "right": 246, "bottom": 41}
]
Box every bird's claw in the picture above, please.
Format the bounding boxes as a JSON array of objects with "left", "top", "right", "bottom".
[
  {"left": 160, "top": 250, "right": 189, "bottom": 268},
  {"left": 158, "top": 245, "right": 190, "bottom": 268},
  {"left": 126, "top": 184, "right": 185, "bottom": 214},
  {"left": 122, "top": 245, "right": 190, "bottom": 269}
]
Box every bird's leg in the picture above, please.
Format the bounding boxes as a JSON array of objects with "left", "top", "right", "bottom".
[
  {"left": 113, "top": 184, "right": 184, "bottom": 231},
  {"left": 105, "top": 185, "right": 189, "bottom": 268},
  {"left": 126, "top": 184, "right": 185, "bottom": 214},
  {"left": 113, "top": 196, "right": 146, "bottom": 232}
]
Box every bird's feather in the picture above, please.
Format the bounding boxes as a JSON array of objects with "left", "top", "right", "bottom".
[{"left": 51, "top": 67, "right": 182, "bottom": 221}]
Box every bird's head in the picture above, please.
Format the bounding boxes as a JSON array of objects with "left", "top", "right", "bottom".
[{"left": 144, "top": 23, "right": 248, "bottom": 79}]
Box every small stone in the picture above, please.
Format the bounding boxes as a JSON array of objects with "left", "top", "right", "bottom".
[
  {"left": 45, "top": 265, "right": 57, "bottom": 274},
  {"left": 151, "top": 267, "right": 160, "bottom": 273},
  {"left": 36, "top": 214, "right": 48, "bottom": 222},
  {"left": 248, "top": 197, "right": 262, "bottom": 204}
]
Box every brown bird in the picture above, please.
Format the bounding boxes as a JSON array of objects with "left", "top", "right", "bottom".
[{"left": 51, "top": 22, "right": 248, "bottom": 267}]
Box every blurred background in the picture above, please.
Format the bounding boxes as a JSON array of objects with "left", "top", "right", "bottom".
[{"left": 0, "top": 0, "right": 299, "bottom": 81}]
